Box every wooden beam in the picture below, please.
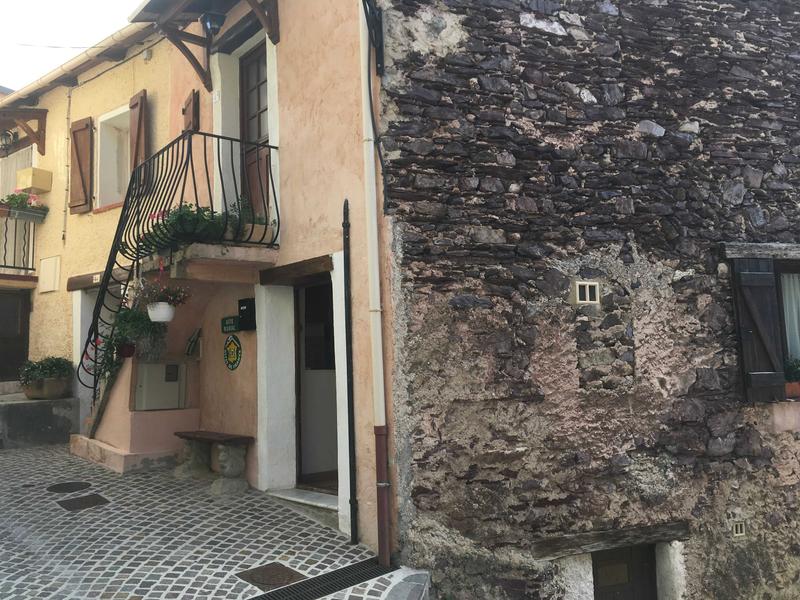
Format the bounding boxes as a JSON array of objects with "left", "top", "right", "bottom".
[
  {"left": 162, "top": 25, "right": 212, "bottom": 92},
  {"left": 66, "top": 267, "right": 129, "bottom": 292},
  {"left": 244, "top": 0, "right": 280, "bottom": 44},
  {"left": 528, "top": 521, "right": 691, "bottom": 561},
  {"left": 722, "top": 242, "right": 800, "bottom": 260},
  {"left": 260, "top": 256, "right": 333, "bottom": 285},
  {"left": 0, "top": 274, "right": 38, "bottom": 290}
]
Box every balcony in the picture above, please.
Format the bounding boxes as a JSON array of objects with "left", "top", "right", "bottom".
[
  {"left": 0, "top": 210, "right": 37, "bottom": 283},
  {"left": 119, "top": 131, "right": 279, "bottom": 260}
]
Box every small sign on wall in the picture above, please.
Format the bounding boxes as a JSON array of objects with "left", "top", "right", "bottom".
[
  {"left": 224, "top": 335, "right": 242, "bottom": 371},
  {"left": 221, "top": 316, "right": 240, "bottom": 334}
]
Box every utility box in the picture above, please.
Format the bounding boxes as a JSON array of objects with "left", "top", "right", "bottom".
[
  {"left": 135, "top": 362, "right": 186, "bottom": 411},
  {"left": 16, "top": 167, "right": 53, "bottom": 194},
  {"left": 238, "top": 297, "right": 256, "bottom": 330}
]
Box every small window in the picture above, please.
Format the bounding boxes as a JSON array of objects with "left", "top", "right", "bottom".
[
  {"left": 732, "top": 521, "right": 746, "bottom": 537},
  {"left": 781, "top": 272, "right": 800, "bottom": 361},
  {"left": 573, "top": 280, "right": 600, "bottom": 305},
  {"left": 96, "top": 107, "right": 131, "bottom": 208}
]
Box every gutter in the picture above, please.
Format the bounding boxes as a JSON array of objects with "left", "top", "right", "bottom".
[
  {"left": 359, "top": 4, "right": 392, "bottom": 567},
  {"left": 0, "top": 23, "right": 152, "bottom": 109}
]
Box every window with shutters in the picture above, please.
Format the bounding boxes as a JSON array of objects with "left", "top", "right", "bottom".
[
  {"left": 730, "top": 257, "right": 800, "bottom": 403},
  {"left": 96, "top": 106, "right": 131, "bottom": 208}
]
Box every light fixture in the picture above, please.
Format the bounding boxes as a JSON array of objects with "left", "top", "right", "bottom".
[
  {"left": 0, "top": 129, "right": 15, "bottom": 153},
  {"left": 200, "top": 12, "right": 226, "bottom": 37}
]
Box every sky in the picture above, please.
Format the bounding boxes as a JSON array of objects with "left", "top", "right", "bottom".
[{"left": 0, "top": 0, "right": 145, "bottom": 92}]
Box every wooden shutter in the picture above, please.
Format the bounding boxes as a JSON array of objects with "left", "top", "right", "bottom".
[
  {"left": 69, "top": 117, "right": 93, "bottom": 214},
  {"left": 129, "top": 89, "right": 148, "bottom": 169},
  {"left": 182, "top": 89, "right": 199, "bottom": 132},
  {"left": 732, "top": 258, "right": 786, "bottom": 403}
]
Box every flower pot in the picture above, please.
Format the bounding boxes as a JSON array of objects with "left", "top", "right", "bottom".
[
  {"left": 118, "top": 343, "right": 136, "bottom": 358},
  {"left": 22, "top": 377, "right": 71, "bottom": 400},
  {"left": 147, "top": 302, "right": 176, "bottom": 322},
  {"left": 786, "top": 381, "right": 800, "bottom": 399}
]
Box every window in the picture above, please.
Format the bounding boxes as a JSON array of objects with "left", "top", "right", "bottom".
[
  {"left": 240, "top": 42, "right": 268, "bottom": 144},
  {"left": 96, "top": 107, "right": 131, "bottom": 208},
  {"left": 571, "top": 280, "right": 600, "bottom": 305},
  {"left": 730, "top": 256, "right": 800, "bottom": 403}
]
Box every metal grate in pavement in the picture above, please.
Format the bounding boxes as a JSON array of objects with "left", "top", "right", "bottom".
[
  {"left": 47, "top": 481, "right": 92, "bottom": 494},
  {"left": 250, "top": 559, "right": 394, "bottom": 600},
  {"left": 56, "top": 493, "right": 109, "bottom": 512}
]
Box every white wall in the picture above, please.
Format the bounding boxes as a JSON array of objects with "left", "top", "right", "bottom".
[
  {"left": 72, "top": 289, "right": 98, "bottom": 431},
  {"left": 331, "top": 251, "right": 352, "bottom": 533},
  {"left": 255, "top": 284, "right": 297, "bottom": 491}
]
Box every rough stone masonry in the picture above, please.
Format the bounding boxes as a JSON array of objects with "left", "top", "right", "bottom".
[{"left": 380, "top": 0, "right": 800, "bottom": 598}]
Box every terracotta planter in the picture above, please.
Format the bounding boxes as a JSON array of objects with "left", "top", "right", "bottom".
[
  {"left": 147, "top": 302, "right": 175, "bottom": 322},
  {"left": 22, "top": 377, "right": 72, "bottom": 400},
  {"left": 786, "top": 381, "right": 800, "bottom": 399},
  {"left": 118, "top": 343, "right": 136, "bottom": 358}
]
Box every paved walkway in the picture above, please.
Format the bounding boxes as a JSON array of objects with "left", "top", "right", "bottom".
[{"left": 0, "top": 446, "right": 374, "bottom": 599}]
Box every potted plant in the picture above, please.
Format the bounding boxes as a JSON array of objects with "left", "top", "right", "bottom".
[
  {"left": 19, "top": 357, "right": 73, "bottom": 399},
  {"left": 138, "top": 279, "right": 190, "bottom": 322},
  {"left": 230, "top": 199, "right": 274, "bottom": 244},
  {"left": 114, "top": 307, "right": 167, "bottom": 357},
  {"left": 0, "top": 190, "right": 49, "bottom": 223},
  {"left": 786, "top": 358, "right": 800, "bottom": 398}
]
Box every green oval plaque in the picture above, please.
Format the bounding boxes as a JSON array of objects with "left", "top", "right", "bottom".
[{"left": 224, "top": 335, "right": 242, "bottom": 370}]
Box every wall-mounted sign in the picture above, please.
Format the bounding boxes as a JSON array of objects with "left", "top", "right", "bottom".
[
  {"left": 221, "top": 316, "right": 240, "bottom": 334},
  {"left": 224, "top": 335, "right": 242, "bottom": 370}
]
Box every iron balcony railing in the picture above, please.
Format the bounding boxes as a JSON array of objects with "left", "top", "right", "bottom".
[
  {"left": 0, "top": 216, "right": 35, "bottom": 272},
  {"left": 77, "top": 130, "right": 279, "bottom": 403}
]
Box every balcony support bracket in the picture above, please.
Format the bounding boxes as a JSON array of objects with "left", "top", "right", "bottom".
[
  {"left": 244, "top": 0, "right": 280, "bottom": 45},
  {"left": 0, "top": 108, "right": 47, "bottom": 157},
  {"left": 160, "top": 24, "right": 213, "bottom": 92}
]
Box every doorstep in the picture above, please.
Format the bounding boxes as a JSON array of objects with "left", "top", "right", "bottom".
[
  {"left": 269, "top": 487, "right": 338, "bottom": 511},
  {"left": 70, "top": 434, "right": 178, "bottom": 474}
]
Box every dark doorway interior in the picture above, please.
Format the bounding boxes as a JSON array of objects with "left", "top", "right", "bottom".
[
  {"left": 296, "top": 282, "right": 338, "bottom": 495},
  {"left": 592, "top": 544, "right": 658, "bottom": 600},
  {"left": 0, "top": 290, "right": 30, "bottom": 382}
]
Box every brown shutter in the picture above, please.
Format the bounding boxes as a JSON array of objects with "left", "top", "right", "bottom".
[
  {"left": 129, "top": 89, "right": 148, "bottom": 169},
  {"left": 182, "top": 89, "right": 199, "bottom": 132},
  {"left": 732, "top": 258, "right": 786, "bottom": 403},
  {"left": 69, "top": 117, "right": 93, "bottom": 214}
]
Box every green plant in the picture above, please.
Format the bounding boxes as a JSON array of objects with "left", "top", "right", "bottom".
[
  {"left": 140, "top": 204, "right": 226, "bottom": 250},
  {"left": 138, "top": 280, "right": 190, "bottom": 306},
  {"left": 114, "top": 306, "right": 167, "bottom": 344},
  {"left": 19, "top": 356, "right": 73, "bottom": 385},
  {"left": 785, "top": 358, "right": 800, "bottom": 382},
  {"left": 1, "top": 190, "right": 48, "bottom": 212}
]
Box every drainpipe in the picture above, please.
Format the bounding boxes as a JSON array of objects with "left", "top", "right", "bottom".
[
  {"left": 342, "top": 199, "right": 359, "bottom": 545},
  {"left": 360, "top": 5, "right": 391, "bottom": 567}
]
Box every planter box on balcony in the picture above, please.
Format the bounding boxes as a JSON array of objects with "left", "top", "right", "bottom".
[
  {"left": 0, "top": 205, "right": 48, "bottom": 224},
  {"left": 16, "top": 167, "right": 53, "bottom": 194}
]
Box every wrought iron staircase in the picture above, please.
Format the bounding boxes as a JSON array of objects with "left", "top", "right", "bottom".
[{"left": 77, "top": 130, "right": 279, "bottom": 405}]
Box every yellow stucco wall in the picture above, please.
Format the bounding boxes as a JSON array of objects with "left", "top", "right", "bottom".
[{"left": 26, "top": 0, "right": 388, "bottom": 551}]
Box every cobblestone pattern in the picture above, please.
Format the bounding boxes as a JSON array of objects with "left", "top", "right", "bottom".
[
  {"left": 0, "top": 446, "right": 372, "bottom": 600},
  {"left": 381, "top": 1, "right": 800, "bottom": 598}
]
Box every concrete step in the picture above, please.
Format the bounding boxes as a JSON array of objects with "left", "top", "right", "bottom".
[
  {"left": 0, "top": 381, "right": 22, "bottom": 396},
  {"left": 268, "top": 488, "right": 339, "bottom": 530}
]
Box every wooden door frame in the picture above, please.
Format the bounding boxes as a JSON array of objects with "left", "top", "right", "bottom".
[{"left": 0, "top": 289, "right": 31, "bottom": 382}]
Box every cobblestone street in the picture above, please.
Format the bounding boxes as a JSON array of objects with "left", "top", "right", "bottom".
[{"left": 0, "top": 446, "right": 375, "bottom": 599}]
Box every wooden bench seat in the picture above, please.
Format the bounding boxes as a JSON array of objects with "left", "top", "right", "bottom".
[{"left": 173, "top": 430, "right": 254, "bottom": 494}]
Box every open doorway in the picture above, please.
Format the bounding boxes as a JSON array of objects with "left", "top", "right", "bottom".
[
  {"left": 0, "top": 290, "right": 30, "bottom": 382},
  {"left": 296, "top": 282, "right": 338, "bottom": 495}
]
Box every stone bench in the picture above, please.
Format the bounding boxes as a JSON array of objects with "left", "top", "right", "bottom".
[{"left": 174, "top": 430, "right": 254, "bottom": 494}]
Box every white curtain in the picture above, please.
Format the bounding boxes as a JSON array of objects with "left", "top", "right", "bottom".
[{"left": 782, "top": 273, "right": 800, "bottom": 359}]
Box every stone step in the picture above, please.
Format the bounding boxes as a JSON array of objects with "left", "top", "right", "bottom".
[{"left": 0, "top": 381, "right": 22, "bottom": 396}]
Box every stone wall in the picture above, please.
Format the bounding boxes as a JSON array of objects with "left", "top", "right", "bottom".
[{"left": 381, "top": 1, "right": 800, "bottom": 598}]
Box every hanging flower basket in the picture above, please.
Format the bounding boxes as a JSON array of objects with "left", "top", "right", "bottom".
[
  {"left": 117, "top": 342, "right": 136, "bottom": 358},
  {"left": 147, "top": 302, "right": 176, "bottom": 322}
]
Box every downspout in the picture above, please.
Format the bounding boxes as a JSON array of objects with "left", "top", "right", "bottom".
[
  {"left": 62, "top": 87, "right": 72, "bottom": 243},
  {"left": 360, "top": 4, "right": 392, "bottom": 567},
  {"left": 343, "top": 199, "right": 359, "bottom": 545}
]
